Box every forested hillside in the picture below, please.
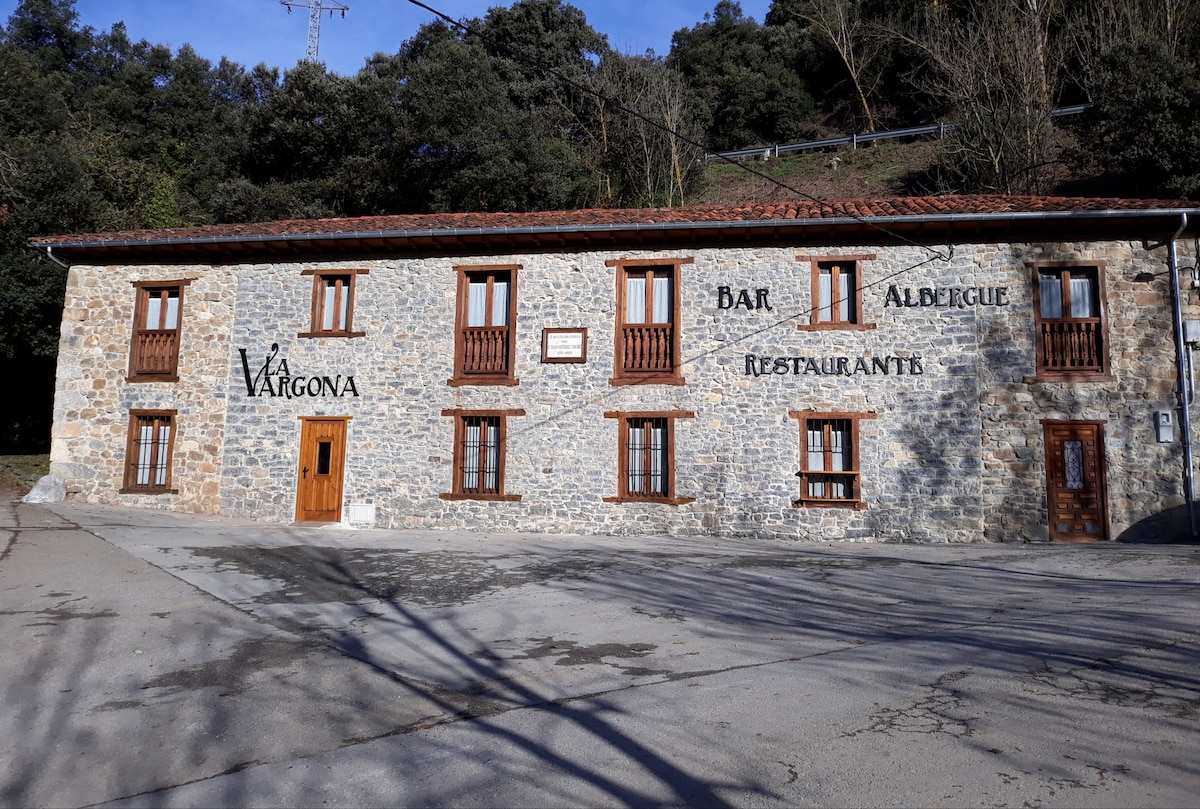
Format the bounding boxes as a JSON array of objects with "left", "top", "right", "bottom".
[{"left": 2, "top": 0, "right": 1199, "bottom": 451}]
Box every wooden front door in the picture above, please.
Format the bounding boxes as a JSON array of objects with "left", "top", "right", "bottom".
[
  {"left": 296, "top": 417, "right": 348, "bottom": 522},
  {"left": 1043, "top": 420, "right": 1108, "bottom": 541}
]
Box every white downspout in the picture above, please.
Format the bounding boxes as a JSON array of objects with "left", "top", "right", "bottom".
[
  {"left": 41, "top": 246, "right": 70, "bottom": 270},
  {"left": 1167, "top": 213, "right": 1197, "bottom": 539}
]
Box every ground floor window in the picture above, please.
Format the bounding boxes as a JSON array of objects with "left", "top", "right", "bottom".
[
  {"left": 603, "top": 410, "right": 695, "bottom": 504},
  {"left": 440, "top": 409, "right": 524, "bottom": 501},
  {"left": 789, "top": 410, "right": 874, "bottom": 508},
  {"left": 122, "top": 410, "right": 176, "bottom": 493}
]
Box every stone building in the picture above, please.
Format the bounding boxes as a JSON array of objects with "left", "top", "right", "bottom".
[{"left": 30, "top": 196, "right": 1200, "bottom": 542}]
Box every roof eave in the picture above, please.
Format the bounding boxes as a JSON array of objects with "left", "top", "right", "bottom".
[{"left": 30, "top": 207, "right": 1200, "bottom": 265}]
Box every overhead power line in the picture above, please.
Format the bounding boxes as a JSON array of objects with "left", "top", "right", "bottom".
[
  {"left": 281, "top": 0, "right": 349, "bottom": 63},
  {"left": 401, "top": 0, "right": 952, "bottom": 263}
]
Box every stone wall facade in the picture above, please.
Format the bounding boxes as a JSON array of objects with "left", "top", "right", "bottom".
[
  {"left": 52, "top": 264, "right": 237, "bottom": 514},
  {"left": 50, "top": 238, "right": 1198, "bottom": 542}
]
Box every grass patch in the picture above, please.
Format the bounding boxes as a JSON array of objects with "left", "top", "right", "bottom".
[
  {"left": 0, "top": 455, "right": 50, "bottom": 492},
  {"left": 691, "top": 140, "right": 942, "bottom": 204}
]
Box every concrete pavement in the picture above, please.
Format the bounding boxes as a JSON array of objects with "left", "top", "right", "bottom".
[{"left": 1, "top": 492, "right": 1198, "bottom": 807}]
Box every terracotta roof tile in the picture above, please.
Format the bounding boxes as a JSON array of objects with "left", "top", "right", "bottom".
[{"left": 29, "top": 195, "right": 1200, "bottom": 246}]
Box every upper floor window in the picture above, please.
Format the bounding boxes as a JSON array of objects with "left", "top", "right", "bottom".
[
  {"left": 299, "top": 269, "right": 367, "bottom": 338},
  {"left": 439, "top": 408, "right": 524, "bottom": 501},
  {"left": 798, "top": 255, "right": 875, "bottom": 331},
  {"left": 609, "top": 259, "right": 689, "bottom": 385},
  {"left": 790, "top": 410, "right": 874, "bottom": 509},
  {"left": 128, "top": 280, "right": 188, "bottom": 382},
  {"left": 122, "top": 409, "right": 176, "bottom": 494},
  {"left": 1032, "top": 263, "right": 1108, "bottom": 377},
  {"left": 603, "top": 410, "right": 695, "bottom": 504},
  {"left": 450, "top": 265, "right": 518, "bottom": 386}
]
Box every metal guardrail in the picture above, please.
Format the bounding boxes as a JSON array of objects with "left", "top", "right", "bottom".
[{"left": 704, "top": 104, "right": 1090, "bottom": 162}]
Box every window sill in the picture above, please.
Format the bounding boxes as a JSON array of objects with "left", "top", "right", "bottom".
[
  {"left": 796, "top": 322, "right": 876, "bottom": 332},
  {"left": 297, "top": 331, "right": 366, "bottom": 339},
  {"left": 126, "top": 374, "right": 179, "bottom": 384},
  {"left": 1023, "top": 372, "right": 1115, "bottom": 383},
  {"left": 120, "top": 487, "right": 178, "bottom": 495},
  {"left": 603, "top": 496, "right": 696, "bottom": 505},
  {"left": 791, "top": 498, "right": 867, "bottom": 510},
  {"left": 447, "top": 376, "right": 519, "bottom": 387},
  {"left": 439, "top": 493, "right": 522, "bottom": 502},
  {"left": 609, "top": 375, "right": 686, "bottom": 387}
]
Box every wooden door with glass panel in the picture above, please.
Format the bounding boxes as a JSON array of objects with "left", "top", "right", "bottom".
[
  {"left": 1043, "top": 420, "right": 1108, "bottom": 541},
  {"left": 296, "top": 417, "right": 348, "bottom": 522}
]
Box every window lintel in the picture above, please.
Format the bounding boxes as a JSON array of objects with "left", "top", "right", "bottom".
[
  {"left": 453, "top": 263, "right": 521, "bottom": 273},
  {"left": 300, "top": 268, "right": 370, "bottom": 276},
  {"left": 605, "top": 257, "right": 694, "bottom": 268},
  {"left": 131, "top": 278, "right": 193, "bottom": 289},
  {"left": 795, "top": 253, "right": 876, "bottom": 263},
  {"left": 788, "top": 410, "right": 875, "bottom": 421}
]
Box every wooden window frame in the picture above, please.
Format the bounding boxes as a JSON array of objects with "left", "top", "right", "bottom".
[
  {"left": 439, "top": 408, "right": 525, "bottom": 501},
  {"left": 1027, "top": 261, "right": 1111, "bottom": 381},
  {"left": 609, "top": 258, "right": 690, "bottom": 386},
  {"left": 602, "top": 410, "right": 695, "bottom": 504},
  {"left": 128, "top": 280, "right": 190, "bottom": 382},
  {"left": 789, "top": 410, "right": 875, "bottom": 509},
  {"left": 121, "top": 409, "right": 178, "bottom": 494},
  {"left": 797, "top": 255, "right": 876, "bottom": 331},
  {"left": 298, "top": 269, "right": 368, "bottom": 339},
  {"left": 449, "top": 264, "right": 519, "bottom": 387}
]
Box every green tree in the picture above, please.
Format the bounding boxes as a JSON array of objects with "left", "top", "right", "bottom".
[
  {"left": 388, "top": 2, "right": 611, "bottom": 213},
  {"left": 1070, "top": 37, "right": 1200, "bottom": 198},
  {"left": 669, "top": 1, "right": 815, "bottom": 151},
  {"left": 2, "top": 0, "right": 92, "bottom": 76}
]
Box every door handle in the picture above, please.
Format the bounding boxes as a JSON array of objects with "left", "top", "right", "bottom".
[{"left": 302, "top": 466, "right": 308, "bottom": 479}]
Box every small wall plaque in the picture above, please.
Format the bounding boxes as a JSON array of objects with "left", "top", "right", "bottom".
[{"left": 542, "top": 328, "right": 588, "bottom": 363}]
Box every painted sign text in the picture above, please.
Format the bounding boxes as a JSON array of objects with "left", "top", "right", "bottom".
[
  {"left": 239, "top": 343, "right": 360, "bottom": 398},
  {"left": 884, "top": 285, "right": 1009, "bottom": 308},
  {"left": 745, "top": 354, "right": 924, "bottom": 377},
  {"left": 718, "top": 286, "right": 773, "bottom": 311}
]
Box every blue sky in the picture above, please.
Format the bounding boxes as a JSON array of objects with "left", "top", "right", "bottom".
[{"left": 1, "top": 0, "right": 773, "bottom": 75}]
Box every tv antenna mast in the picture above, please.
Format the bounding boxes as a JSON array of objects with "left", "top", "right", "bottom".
[{"left": 280, "top": 0, "right": 349, "bottom": 63}]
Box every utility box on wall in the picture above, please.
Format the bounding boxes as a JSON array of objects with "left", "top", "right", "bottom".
[{"left": 1156, "top": 410, "right": 1175, "bottom": 443}]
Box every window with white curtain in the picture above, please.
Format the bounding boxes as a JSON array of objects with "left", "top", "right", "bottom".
[
  {"left": 615, "top": 263, "right": 680, "bottom": 380},
  {"left": 123, "top": 410, "right": 175, "bottom": 492},
  {"left": 791, "top": 411, "right": 872, "bottom": 508},
  {"left": 625, "top": 417, "right": 668, "bottom": 497},
  {"left": 817, "top": 263, "right": 855, "bottom": 324},
  {"left": 302, "top": 270, "right": 366, "bottom": 338},
  {"left": 603, "top": 410, "right": 695, "bottom": 504},
  {"left": 459, "top": 415, "right": 502, "bottom": 494},
  {"left": 320, "top": 275, "right": 351, "bottom": 331},
  {"left": 129, "top": 282, "right": 186, "bottom": 380},
  {"left": 454, "top": 267, "right": 517, "bottom": 383},
  {"left": 805, "top": 418, "right": 853, "bottom": 500},
  {"left": 441, "top": 409, "right": 524, "bottom": 500},
  {"left": 1035, "top": 265, "right": 1106, "bottom": 375}
]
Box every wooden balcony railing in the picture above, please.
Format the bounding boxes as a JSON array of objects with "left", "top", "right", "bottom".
[
  {"left": 1040, "top": 319, "right": 1103, "bottom": 372},
  {"left": 131, "top": 330, "right": 179, "bottom": 376},
  {"left": 800, "top": 470, "right": 860, "bottom": 504},
  {"left": 461, "top": 326, "right": 510, "bottom": 374},
  {"left": 621, "top": 324, "right": 674, "bottom": 373}
]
